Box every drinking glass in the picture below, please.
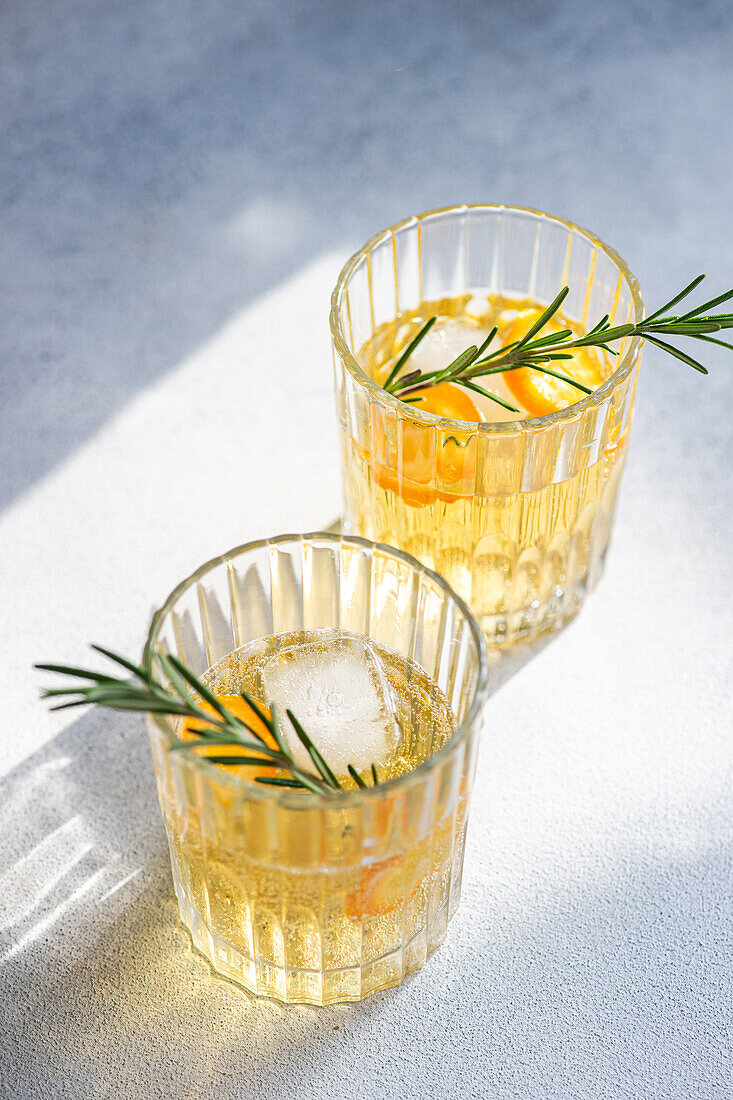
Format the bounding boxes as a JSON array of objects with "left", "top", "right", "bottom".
[
  {"left": 144, "top": 532, "right": 487, "bottom": 1005},
  {"left": 331, "top": 204, "right": 645, "bottom": 643}
]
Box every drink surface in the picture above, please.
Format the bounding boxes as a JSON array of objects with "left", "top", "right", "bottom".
[
  {"left": 339, "top": 291, "right": 635, "bottom": 642},
  {"left": 360, "top": 291, "right": 610, "bottom": 422},
  {"left": 177, "top": 629, "right": 457, "bottom": 785}
]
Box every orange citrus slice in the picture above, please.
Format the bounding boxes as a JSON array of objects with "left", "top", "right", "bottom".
[
  {"left": 345, "top": 847, "right": 427, "bottom": 919},
  {"left": 370, "top": 382, "right": 482, "bottom": 507},
  {"left": 408, "top": 381, "right": 481, "bottom": 421},
  {"left": 501, "top": 309, "right": 603, "bottom": 416},
  {"left": 179, "top": 695, "right": 279, "bottom": 782}
]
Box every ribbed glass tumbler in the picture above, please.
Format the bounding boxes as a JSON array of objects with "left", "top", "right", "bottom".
[
  {"left": 331, "top": 204, "right": 645, "bottom": 643},
  {"left": 144, "top": 533, "right": 488, "bottom": 1005}
]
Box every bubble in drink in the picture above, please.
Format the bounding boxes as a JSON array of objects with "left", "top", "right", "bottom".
[{"left": 261, "top": 632, "right": 402, "bottom": 777}]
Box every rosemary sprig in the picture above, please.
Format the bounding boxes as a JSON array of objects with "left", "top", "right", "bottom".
[
  {"left": 36, "top": 646, "right": 380, "bottom": 794},
  {"left": 382, "top": 275, "right": 733, "bottom": 411}
]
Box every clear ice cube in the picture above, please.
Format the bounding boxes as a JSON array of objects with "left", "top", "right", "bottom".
[
  {"left": 260, "top": 632, "right": 401, "bottom": 777},
  {"left": 405, "top": 317, "right": 482, "bottom": 376},
  {"left": 400, "top": 315, "right": 518, "bottom": 424}
]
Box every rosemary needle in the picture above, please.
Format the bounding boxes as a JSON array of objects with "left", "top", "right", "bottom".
[{"left": 36, "top": 646, "right": 380, "bottom": 794}]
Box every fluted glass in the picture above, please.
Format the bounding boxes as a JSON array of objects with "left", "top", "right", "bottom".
[
  {"left": 144, "top": 533, "right": 488, "bottom": 1005},
  {"left": 331, "top": 204, "right": 645, "bottom": 643}
]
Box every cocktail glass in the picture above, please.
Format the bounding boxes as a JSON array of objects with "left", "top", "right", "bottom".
[
  {"left": 144, "top": 532, "right": 487, "bottom": 1005},
  {"left": 331, "top": 204, "right": 645, "bottom": 643}
]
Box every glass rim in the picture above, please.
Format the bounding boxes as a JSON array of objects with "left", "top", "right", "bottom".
[
  {"left": 329, "top": 202, "right": 646, "bottom": 433},
  {"left": 143, "top": 531, "right": 489, "bottom": 805}
]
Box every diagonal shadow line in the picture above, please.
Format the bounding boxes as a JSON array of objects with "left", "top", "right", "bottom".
[
  {"left": 0, "top": 0, "right": 451, "bottom": 512},
  {"left": 4, "top": 0, "right": 732, "bottom": 520},
  {"left": 1, "top": 0, "right": 614, "bottom": 515}
]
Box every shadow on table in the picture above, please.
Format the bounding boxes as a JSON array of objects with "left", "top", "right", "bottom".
[
  {"left": 0, "top": 673, "right": 729, "bottom": 1099},
  {"left": 0, "top": 705, "right": 292, "bottom": 1097},
  {"left": 1, "top": 0, "right": 572, "bottom": 513},
  {"left": 0, "top": 625, "right": 549, "bottom": 1092},
  {"left": 7, "top": 0, "right": 724, "bottom": 514}
]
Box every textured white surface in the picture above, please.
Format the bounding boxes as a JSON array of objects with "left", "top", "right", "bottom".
[{"left": 1, "top": 1, "right": 731, "bottom": 1097}]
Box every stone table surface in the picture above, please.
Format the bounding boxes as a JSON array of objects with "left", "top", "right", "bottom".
[{"left": 1, "top": 1, "right": 731, "bottom": 1097}]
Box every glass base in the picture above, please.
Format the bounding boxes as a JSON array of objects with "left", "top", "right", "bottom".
[
  {"left": 174, "top": 885, "right": 451, "bottom": 1006},
  {"left": 478, "top": 579, "right": 585, "bottom": 645},
  {"left": 478, "top": 547, "right": 607, "bottom": 645},
  {"left": 340, "top": 514, "right": 607, "bottom": 647}
]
